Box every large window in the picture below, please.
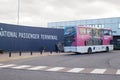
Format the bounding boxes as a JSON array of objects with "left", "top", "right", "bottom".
[
  {"left": 79, "top": 28, "right": 87, "bottom": 34},
  {"left": 79, "top": 28, "right": 101, "bottom": 37},
  {"left": 103, "top": 30, "right": 112, "bottom": 36},
  {"left": 94, "top": 29, "right": 100, "bottom": 37},
  {"left": 65, "top": 27, "right": 75, "bottom": 35},
  {"left": 119, "top": 23, "right": 120, "bottom": 29},
  {"left": 86, "top": 28, "right": 92, "bottom": 34}
]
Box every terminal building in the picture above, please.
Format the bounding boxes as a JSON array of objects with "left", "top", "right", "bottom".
[
  {"left": 0, "top": 23, "right": 64, "bottom": 52},
  {"left": 48, "top": 17, "right": 120, "bottom": 49}
]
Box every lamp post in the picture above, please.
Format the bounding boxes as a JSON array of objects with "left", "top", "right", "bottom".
[{"left": 17, "top": 0, "right": 20, "bottom": 25}]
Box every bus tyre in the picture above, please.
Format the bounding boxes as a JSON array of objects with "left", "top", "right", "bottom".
[
  {"left": 106, "top": 47, "right": 109, "bottom": 52},
  {"left": 88, "top": 48, "right": 92, "bottom": 54}
]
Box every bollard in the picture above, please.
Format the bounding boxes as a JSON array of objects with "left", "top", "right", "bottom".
[
  {"left": 9, "top": 52, "right": 11, "bottom": 57},
  {"left": 40, "top": 51, "right": 42, "bottom": 54},
  {"left": 30, "top": 51, "right": 32, "bottom": 55},
  {"left": 50, "top": 51, "right": 52, "bottom": 54},
  {"left": 19, "top": 51, "right": 21, "bottom": 56}
]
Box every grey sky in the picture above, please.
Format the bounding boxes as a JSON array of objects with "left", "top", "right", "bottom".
[{"left": 0, "top": 0, "right": 120, "bottom": 27}]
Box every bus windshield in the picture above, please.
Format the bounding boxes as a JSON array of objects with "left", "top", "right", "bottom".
[
  {"left": 64, "top": 27, "right": 76, "bottom": 46},
  {"left": 103, "top": 30, "right": 112, "bottom": 36},
  {"left": 64, "top": 27, "right": 76, "bottom": 36}
]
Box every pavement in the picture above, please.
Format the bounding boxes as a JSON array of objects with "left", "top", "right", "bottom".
[
  {"left": 109, "top": 53, "right": 120, "bottom": 69},
  {"left": 0, "top": 52, "right": 68, "bottom": 62},
  {"left": 0, "top": 51, "right": 120, "bottom": 76},
  {"left": 99, "top": 50, "right": 120, "bottom": 69},
  {"left": 1, "top": 50, "right": 120, "bottom": 69},
  {"left": 1, "top": 51, "right": 120, "bottom": 80}
]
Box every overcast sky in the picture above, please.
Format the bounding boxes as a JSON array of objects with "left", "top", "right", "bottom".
[{"left": 0, "top": 0, "right": 120, "bottom": 27}]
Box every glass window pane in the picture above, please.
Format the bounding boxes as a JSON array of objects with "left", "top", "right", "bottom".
[{"left": 79, "top": 28, "right": 87, "bottom": 34}]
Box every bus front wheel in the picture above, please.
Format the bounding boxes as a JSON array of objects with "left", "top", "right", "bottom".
[{"left": 106, "top": 47, "right": 109, "bottom": 52}]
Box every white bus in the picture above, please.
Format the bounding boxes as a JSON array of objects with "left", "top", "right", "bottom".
[{"left": 64, "top": 26, "right": 113, "bottom": 53}]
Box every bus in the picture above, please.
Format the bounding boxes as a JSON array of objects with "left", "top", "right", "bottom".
[{"left": 64, "top": 26, "right": 113, "bottom": 53}]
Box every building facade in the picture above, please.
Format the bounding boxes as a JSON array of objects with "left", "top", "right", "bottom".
[
  {"left": 0, "top": 23, "right": 64, "bottom": 52},
  {"left": 48, "top": 17, "right": 120, "bottom": 49}
]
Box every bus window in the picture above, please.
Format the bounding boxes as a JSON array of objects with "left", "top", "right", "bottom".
[
  {"left": 79, "top": 28, "right": 87, "bottom": 35},
  {"left": 64, "top": 27, "right": 75, "bottom": 36},
  {"left": 99, "top": 30, "right": 104, "bottom": 37},
  {"left": 95, "top": 29, "right": 101, "bottom": 37},
  {"left": 64, "top": 27, "right": 76, "bottom": 46},
  {"left": 104, "top": 30, "right": 112, "bottom": 35},
  {"left": 89, "top": 29, "right": 96, "bottom": 37},
  {"left": 87, "top": 28, "right": 92, "bottom": 34}
]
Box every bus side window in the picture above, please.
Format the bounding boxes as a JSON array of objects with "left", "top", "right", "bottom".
[
  {"left": 104, "top": 30, "right": 110, "bottom": 35},
  {"left": 95, "top": 29, "right": 101, "bottom": 37},
  {"left": 99, "top": 30, "right": 104, "bottom": 37},
  {"left": 79, "top": 28, "right": 87, "bottom": 35},
  {"left": 87, "top": 28, "right": 92, "bottom": 35}
]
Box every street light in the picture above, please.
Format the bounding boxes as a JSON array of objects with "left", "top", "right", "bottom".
[{"left": 17, "top": 0, "right": 20, "bottom": 25}]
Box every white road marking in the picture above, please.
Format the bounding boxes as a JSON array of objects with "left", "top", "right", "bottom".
[
  {"left": 67, "top": 68, "right": 84, "bottom": 73},
  {"left": 0, "top": 64, "right": 16, "bottom": 68},
  {"left": 11, "top": 65, "right": 31, "bottom": 69},
  {"left": 91, "top": 69, "right": 106, "bottom": 74},
  {"left": 116, "top": 70, "right": 120, "bottom": 75},
  {"left": 0, "top": 64, "right": 3, "bottom": 65},
  {"left": 27, "top": 66, "right": 47, "bottom": 70},
  {"left": 46, "top": 67, "right": 64, "bottom": 71},
  {"left": 0, "top": 63, "right": 119, "bottom": 75}
]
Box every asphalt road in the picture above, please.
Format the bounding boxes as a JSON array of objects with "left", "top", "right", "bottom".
[{"left": 1, "top": 51, "right": 120, "bottom": 80}]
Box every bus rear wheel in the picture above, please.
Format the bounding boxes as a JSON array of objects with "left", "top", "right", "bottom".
[
  {"left": 106, "top": 47, "right": 109, "bottom": 52},
  {"left": 88, "top": 48, "right": 92, "bottom": 54}
]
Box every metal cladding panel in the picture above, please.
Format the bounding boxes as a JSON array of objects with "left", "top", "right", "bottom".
[{"left": 0, "top": 23, "right": 64, "bottom": 51}]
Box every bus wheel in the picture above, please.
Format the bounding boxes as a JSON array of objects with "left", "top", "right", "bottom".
[
  {"left": 88, "top": 48, "right": 92, "bottom": 54},
  {"left": 106, "top": 47, "right": 109, "bottom": 52}
]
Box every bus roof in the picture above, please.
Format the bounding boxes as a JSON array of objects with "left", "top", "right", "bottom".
[{"left": 77, "top": 26, "right": 112, "bottom": 30}]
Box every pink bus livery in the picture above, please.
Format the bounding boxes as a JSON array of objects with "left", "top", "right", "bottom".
[{"left": 64, "top": 26, "right": 113, "bottom": 53}]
